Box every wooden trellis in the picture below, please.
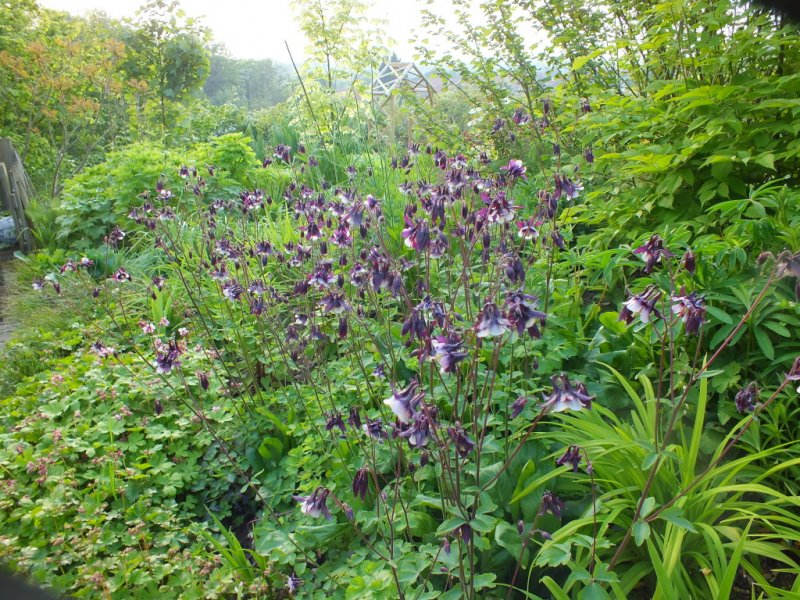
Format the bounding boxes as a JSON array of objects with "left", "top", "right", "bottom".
[
  {"left": 372, "top": 62, "right": 436, "bottom": 106},
  {"left": 372, "top": 62, "right": 436, "bottom": 142},
  {"left": 0, "top": 139, "right": 34, "bottom": 252}
]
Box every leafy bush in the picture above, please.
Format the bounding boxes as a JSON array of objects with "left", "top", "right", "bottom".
[{"left": 36, "top": 126, "right": 800, "bottom": 598}]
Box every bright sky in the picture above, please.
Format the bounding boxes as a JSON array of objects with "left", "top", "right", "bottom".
[{"left": 36, "top": 0, "right": 441, "bottom": 63}]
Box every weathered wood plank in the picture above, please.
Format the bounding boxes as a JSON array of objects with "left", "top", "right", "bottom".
[{"left": 0, "top": 139, "right": 35, "bottom": 251}]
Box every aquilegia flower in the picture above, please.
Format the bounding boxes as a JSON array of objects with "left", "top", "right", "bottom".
[
  {"left": 542, "top": 374, "right": 593, "bottom": 413},
  {"left": 500, "top": 159, "right": 527, "bottom": 180},
  {"left": 475, "top": 302, "right": 511, "bottom": 338},
  {"left": 505, "top": 290, "right": 547, "bottom": 337},
  {"left": 384, "top": 380, "right": 424, "bottom": 424},
  {"left": 154, "top": 340, "right": 181, "bottom": 374},
  {"left": 555, "top": 445, "right": 583, "bottom": 472},
  {"left": 633, "top": 234, "right": 673, "bottom": 273},
  {"left": 511, "top": 395, "right": 528, "bottom": 418},
  {"left": 539, "top": 491, "right": 565, "bottom": 518},
  {"left": 432, "top": 335, "right": 468, "bottom": 374},
  {"left": 399, "top": 413, "right": 434, "bottom": 448},
  {"left": 352, "top": 467, "right": 370, "bottom": 500},
  {"left": 112, "top": 268, "right": 131, "bottom": 283},
  {"left": 735, "top": 382, "right": 758, "bottom": 413},
  {"left": 619, "top": 285, "right": 662, "bottom": 325},
  {"left": 325, "top": 412, "right": 346, "bottom": 434},
  {"left": 294, "top": 487, "right": 332, "bottom": 520},
  {"left": 286, "top": 573, "right": 302, "bottom": 595},
  {"left": 671, "top": 288, "right": 705, "bottom": 334},
  {"left": 448, "top": 423, "right": 475, "bottom": 458}
]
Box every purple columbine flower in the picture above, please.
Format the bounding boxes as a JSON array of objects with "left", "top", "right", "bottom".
[
  {"left": 308, "top": 261, "right": 336, "bottom": 289},
  {"left": 402, "top": 310, "right": 428, "bottom": 343},
  {"left": 516, "top": 217, "right": 540, "bottom": 241},
  {"left": 90, "top": 341, "right": 115, "bottom": 359},
  {"left": 553, "top": 174, "right": 582, "bottom": 200},
  {"left": 331, "top": 224, "right": 353, "bottom": 247},
  {"left": 326, "top": 412, "right": 346, "bottom": 434},
  {"left": 274, "top": 144, "right": 291, "bottom": 163},
  {"left": 248, "top": 280, "right": 266, "bottom": 296},
  {"left": 384, "top": 380, "right": 424, "bottom": 424},
  {"left": 511, "top": 395, "right": 528, "bottom": 418},
  {"left": 505, "top": 290, "right": 547, "bottom": 338},
  {"left": 364, "top": 417, "right": 388, "bottom": 439},
  {"left": 633, "top": 234, "right": 674, "bottom": 273},
  {"left": 113, "top": 268, "right": 131, "bottom": 283},
  {"left": 432, "top": 335, "right": 468, "bottom": 374},
  {"left": 287, "top": 573, "right": 302, "bottom": 595},
  {"left": 352, "top": 467, "right": 370, "bottom": 500},
  {"left": 197, "top": 371, "right": 210, "bottom": 390},
  {"left": 682, "top": 250, "right": 696, "bottom": 275},
  {"left": 486, "top": 191, "right": 519, "bottom": 224},
  {"left": 555, "top": 445, "right": 582, "bottom": 472},
  {"left": 320, "top": 291, "right": 351, "bottom": 314},
  {"left": 430, "top": 228, "right": 449, "bottom": 258},
  {"left": 512, "top": 108, "right": 530, "bottom": 125},
  {"left": 402, "top": 217, "right": 431, "bottom": 252},
  {"left": 735, "top": 382, "right": 758, "bottom": 413},
  {"left": 671, "top": 288, "right": 705, "bottom": 334},
  {"left": 402, "top": 414, "right": 432, "bottom": 448},
  {"left": 348, "top": 406, "right": 362, "bottom": 430},
  {"left": 619, "top": 285, "right": 662, "bottom": 325},
  {"left": 448, "top": 423, "right": 475, "bottom": 458},
  {"left": 542, "top": 373, "right": 593, "bottom": 413},
  {"left": 222, "top": 280, "right": 245, "bottom": 301},
  {"left": 294, "top": 487, "right": 332, "bottom": 519},
  {"left": 155, "top": 340, "right": 181, "bottom": 374},
  {"left": 475, "top": 302, "right": 511, "bottom": 338},
  {"left": 106, "top": 226, "right": 126, "bottom": 247},
  {"left": 539, "top": 490, "right": 565, "bottom": 518},
  {"left": 500, "top": 159, "right": 527, "bottom": 180}
]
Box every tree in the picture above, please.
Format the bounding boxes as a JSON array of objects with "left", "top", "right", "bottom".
[
  {"left": 203, "top": 54, "right": 290, "bottom": 110},
  {"left": 121, "top": 0, "right": 211, "bottom": 142},
  {"left": 0, "top": 6, "right": 133, "bottom": 195}
]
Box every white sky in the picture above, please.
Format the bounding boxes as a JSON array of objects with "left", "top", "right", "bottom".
[{"left": 36, "top": 0, "right": 442, "bottom": 63}]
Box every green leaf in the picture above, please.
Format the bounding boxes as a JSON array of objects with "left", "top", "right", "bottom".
[
  {"left": 633, "top": 521, "right": 651, "bottom": 546},
  {"left": 473, "top": 573, "right": 497, "bottom": 591},
  {"left": 753, "top": 153, "right": 775, "bottom": 170},
  {"left": 659, "top": 507, "right": 697, "bottom": 533},
  {"left": 495, "top": 521, "right": 523, "bottom": 558},
  {"left": 436, "top": 517, "right": 467, "bottom": 537},
  {"left": 257, "top": 436, "right": 284, "bottom": 465},
  {"left": 641, "top": 452, "right": 659, "bottom": 471},
  {"left": 572, "top": 49, "right": 604, "bottom": 71},
  {"left": 510, "top": 467, "right": 566, "bottom": 504},
  {"left": 536, "top": 542, "right": 572, "bottom": 567},
  {"left": 579, "top": 583, "right": 611, "bottom": 600},
  {"left": 754, "top": 327, "right": 775, "bottom": 360},
  {"left": 541, "top": 576, "right": 572, "bottom": 600},
  {"left": 470, "top": 513, "right": 496, "bottom": 533},
  {"left": 640, "top": 497, "right": 657, "bottom": 518},
  {"left": 719, "top": 522, "right": 751, "bottom": 598},
  {"left": 599, "top": 311, "right": 628, "bottom": 334}
]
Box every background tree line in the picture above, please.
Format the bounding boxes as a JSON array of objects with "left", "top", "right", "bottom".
[{"left": 0, "top": 0, "right": 290, "bottom": 197}]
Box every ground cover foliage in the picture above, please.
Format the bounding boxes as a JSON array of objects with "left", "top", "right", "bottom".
[{"left": 1, "top": 0, "right": 800, "bottom": 599}]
